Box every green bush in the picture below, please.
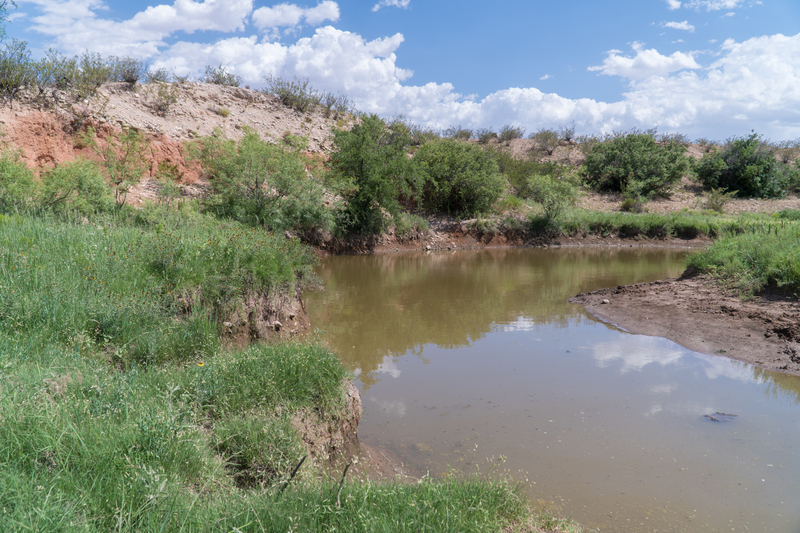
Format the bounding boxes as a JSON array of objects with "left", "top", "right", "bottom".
[
  {"left": 583, "top": 133, "right": 690, "bottom": 199},
  {"left": 0, "top": 150, "right": 36, "bottom": 213},
  {"left": 204, "top": 64, "right": 242, "bottom": 87},
  {"left": 476, "top": 128, "right": 497, "bottom": 144},
  {"left": 498, "top": 124, "right": 525, "bottom": 142},
  {"left": 415, "top": 139, "right": 505, "bottom": 217},
  {"left": 38, "top": 159, "right": 113, "bottom": 216},
  {"left": 0, "top": 39, "right": 32, "bottom": 103},
  {"left": 522, "top": 173, "right": 578, "bottom": 222},
  {"left": 80, "top": 127, "right": 148, "bottom": 208},
  {"left": 695, "top": 132, "right": 784, "bottom": 198},
  {"left": 112, "top": 56, "right": 147, "bottom": 85},
  {"left": 529, "top": 128, "right": 560, "bottom": 156},
  {"left": 145, "top": 67, "right": 172, "bottom": 84},
  {"left": 443, "top": 125, "right": 473, "bottom": 140},
  {"left": 193, "top": 128, "right": 333, "bottom": 235},
  {"left": 393, "top": 212, "right": 429, "bottom": 241},
  {"left": 262, "top": 74, "right": 320, "bottom": 113},
  {"left": 72, "top": 51, "right": 114, "bottom": 98},
  {"left": 330, "top": 114, "right": 421, "bottom": 235},
  {"left": 146, "top": 81, "right": 179, "bottom": 116},
  {"left": 320, "top": 90, "right": 354, "bottom": 117}
]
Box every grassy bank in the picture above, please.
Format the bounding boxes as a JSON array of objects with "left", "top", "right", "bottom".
[
  {"left": 0, "top": 210, "right": 579, "bottom": 532},
  {"left": 687, "top": 212, "right": 800, "bottom": 297}
]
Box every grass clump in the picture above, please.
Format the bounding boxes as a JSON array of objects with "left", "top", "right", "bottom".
[{"left": 687, "top": 223, "right": 800, "bottom": 296}]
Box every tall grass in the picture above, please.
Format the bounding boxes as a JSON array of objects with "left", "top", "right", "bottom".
[
  {"left": 0, "top": 212, "right": 315, "bottom": 366},
  {"left": 687, "top": 223, "right": 800, "bottom": 296},
  {"left": 543, "top": 210, "right": 789, "bottom": 241}
]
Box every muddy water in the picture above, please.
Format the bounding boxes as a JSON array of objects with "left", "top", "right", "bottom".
[{"left": 306, "top": 248, "right": 800, "bottom": 533}]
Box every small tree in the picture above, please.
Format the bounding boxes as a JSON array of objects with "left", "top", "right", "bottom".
[
  {"left": 330, "top": 114, "right": 420, "bottom": 235},
  {"left": 80, "top": 127, "right": 148, "bottom": 208}
]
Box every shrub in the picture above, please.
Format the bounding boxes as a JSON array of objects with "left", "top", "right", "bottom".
[
  {"left": 522, "top": 173, "right": 578, "bottom": 222},
  {"left": 702, "top": 187, "right": 737, "bottom": 213},
  {"left": 29, "top": 49, "right": 75, "bottom": 105},
  {"left": 695, "top": 132, "right": 784, "bottom": 198},
  {"left": 775, "top": 139, "right": 800, "bottom": 164},
  {"left": 657, "top": 132, "right": 691, "bottom": 146},
  {"left": 80, "top": 127, "right": 148, "bottom": 208},
  {"left": 320, "top": 90, "right": 354, "bottom": 117},
  {"left": 559, "top": 121, "right": 577, "bottom": 143},
  {"left": 620, "top": 197, "right": 645, "bottom": 213},
  {"left": 262, "top": 74, "right": 320, "bottom": 113},
  {"left": 145, "top": 67, "right": 172, "bottom": 84},
  {"left": 112, "top": 56, "right": 147, "bottom": 85},
  {"left": 393, "top": 212, "right": 429, "bottom": 241},
  {"left": 204, "top": 64, "right": 242, "bottom": 87},
  {"left": 192, "top": 128, "right": 333, "bottom": 235},
  {"left": 529, "top": 128, "right": 560, "bottom": 156},
  {"left": 576, "top": 134, "right": 600, "bottom": 156},
  {"left": 583, "top": 133, "right": 690, "bottom": 199},
  {"left": 415, "top": 138, "right": 505, "bottom": 217},
  {"left": 476, "top": 128, "right": 497, "bottom": 144},
  {"left": 0, "top": 39, "right": 32, "bottom": 103},
  {"left": 0, "top": 150, "right": 36, "bottom": 212},
  {"left": 443, "top": 125, "right": 473, "bottom": 140},
  {"left": 498, "top": 124, "right": 525, "bottom": 142},
  {"left": 147, "top": 81, "right": 180, "bottom": 116},
  {"left": 491, "top": 149, "right": 562, "bottom": 195},
  {"left": 330, "top": 114, "right": 421, "bottom": 235},
  {"left": 72, "top": 51, "right": 114, "bottom": 98},
  {"left": 38, "top": 158, "right": 113, "bottom": 215}
]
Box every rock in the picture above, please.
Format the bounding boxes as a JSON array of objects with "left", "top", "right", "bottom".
[
  {"left": 273, "top": 320, "right": 282, "bottom": 331},
  {"left": 601, "top": 299, "right": 610, "bottom": 304}
]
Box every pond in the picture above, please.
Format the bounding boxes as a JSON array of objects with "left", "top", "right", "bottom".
[{"left": 306, "top": 247, "right": 800, "bottom": 533}]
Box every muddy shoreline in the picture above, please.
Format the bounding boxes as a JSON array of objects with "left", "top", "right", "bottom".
[{"left": 570, "top": 270, "right": 800, "bottom": 377}]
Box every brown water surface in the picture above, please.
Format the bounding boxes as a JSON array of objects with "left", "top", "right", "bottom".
[{"left": 306, "top": 248, "right": 800, "bottom": 533}]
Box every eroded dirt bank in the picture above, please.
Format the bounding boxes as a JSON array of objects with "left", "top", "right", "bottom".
[{"left": 570, "top": 270, "right": 800, "bottom": 376}]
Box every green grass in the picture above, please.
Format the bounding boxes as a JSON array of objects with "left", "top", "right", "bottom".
[
  {"left": 0, "top": 209, "right": 575, "bottom": 532},
  {"left": 0, "top": 211, "right": 315, "bottom": 366},
  {"left": 687, "top": 223, "right": 800, "bottom": 297},
  {"left": 544, "top": 209, "right": 788, "bottom": 240}
]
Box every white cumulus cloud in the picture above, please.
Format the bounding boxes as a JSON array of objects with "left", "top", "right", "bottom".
[
  {"left": 588, "top": 43, "right": 701, "bottom": 80},
  {"left": 664, "top": 0, "right": 682, "bottom": 9},
  {"left": 662, "top": 20, "right": 695, "bottom": 32},
  {"left": 372, "top": 0, "right": 410, "bottom": 12},
  {"left": 252, "top": 1, "right": 339, "bottom": 32},
  {"left": 684, "top": 0, "right": 744, "bottom": 10}
]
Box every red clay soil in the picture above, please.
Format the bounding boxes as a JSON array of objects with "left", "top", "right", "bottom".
[{"left": 570, "top": 269, "right": 800, "bottom": 376}]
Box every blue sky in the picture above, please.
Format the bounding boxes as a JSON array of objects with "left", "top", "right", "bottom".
[{"left": 5, "top": 0, "right": 800, "bottom": 140}]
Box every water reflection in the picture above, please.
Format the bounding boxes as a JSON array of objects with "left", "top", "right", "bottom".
[
  {"left": 308, "top": 248, "right": 800, "bottom": 533},
  {"left": 309, "top": 247, "right": 689, "bottom": 388}
]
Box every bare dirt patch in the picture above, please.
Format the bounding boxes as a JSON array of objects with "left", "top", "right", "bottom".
[{"left": 570, "top": 270, "right": 800, "bottom": 376}]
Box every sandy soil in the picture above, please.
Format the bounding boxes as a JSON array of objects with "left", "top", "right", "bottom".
[{"left": 570, "top": 270, "right": 800, "bottom": 376}]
